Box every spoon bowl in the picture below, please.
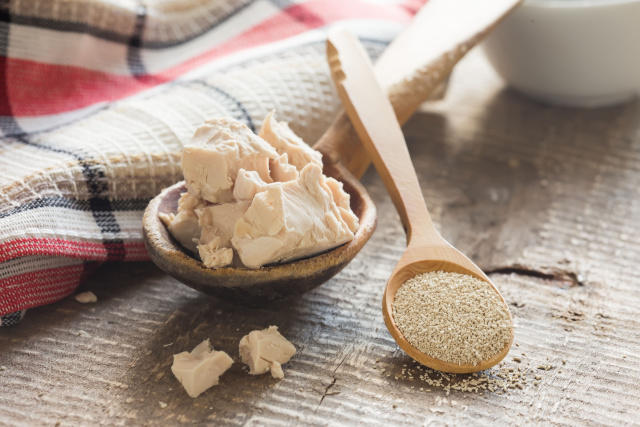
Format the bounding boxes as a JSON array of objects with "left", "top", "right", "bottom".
[
  {"left": 142, "top": 158, "right": 376, "bottom": 306},
  {"left": 382, "top": 246, "right": 513, "bottom": 373}
]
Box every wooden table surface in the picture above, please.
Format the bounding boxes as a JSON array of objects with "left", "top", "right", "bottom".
[{"left": 2, "top": 50, "right": 639, "bottom": 426}]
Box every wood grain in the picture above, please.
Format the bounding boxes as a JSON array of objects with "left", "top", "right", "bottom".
[{"left": 2, "top": 50, "right": 640, "bottom": 425}]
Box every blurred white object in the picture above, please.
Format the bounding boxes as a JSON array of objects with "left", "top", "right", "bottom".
[
  {"left": 75, "top": 291, "right": 97, "bottom": 304},
  {"left": 482, "top": 0, "right": 640, "bottom": 107}
]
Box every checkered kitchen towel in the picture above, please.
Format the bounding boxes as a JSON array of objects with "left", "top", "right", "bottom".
[{"left": 0, "top": 0, "right": 426, "bottom": 326}]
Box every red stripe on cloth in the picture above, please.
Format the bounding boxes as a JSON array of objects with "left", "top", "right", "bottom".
[
  {"left": 0, "top": 55, "right": 10, "bottom": 116},
  {"left": 125, "top": 244, "right": 151, "bottom": 262},
  {"left": 397, "top": 0, "right": 428, "bottom": 15},
  {"left": 0, "top": 238, "right": 108, "bottom": 262},
  {"left": 0, "top": 264, "right": 85, "bottom": 315},
  {"left": 4, "top": 0, "right": 420, "bottom": 116},
  {"left": 164, "top": 0, "right": 415, "bottom": 77},
  {"left": 283, "top": 0, "right": 412, "bottom": 28},
  {"left": 6, "top": 60, "right": 166, "bottom": 116},
  {"left": 0, "top": 237, "right": 148, "bottom": 263}
]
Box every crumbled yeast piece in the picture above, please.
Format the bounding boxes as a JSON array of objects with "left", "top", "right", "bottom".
[
  {"left": 269, "top": 153, "right": 299, "bottom": 183},
  {"left": 239, "top": 326, "right": 296, "bottom": 379},
  {"left": 196, "top": 237, "right": 234, "bottom": 269},
  {"left": 171, "top": 339, "right": 233, "bottom": 398},
  {"left": 233, "top": 156, "right": 298, "bottom": 202},
  {"left": 269, "top": 361, "right": 285, "bottom": 379},
  {"left": 159, "top": 192, "right": 205, "bottom": 254},
  {"left": 233, "top": 169, "right": 272, "bottom": 201},
  {"left": 74, "top": 291, "right": 97, "bottom": 303},
  {"left": 232, "top": 163, "right": 358, "bottom": 268},
  {"left": 324, "top": 173, "right": 359, "bottom": 234},
  {"left": 259, "top": 110, "right": 322, "bottom": 171},
  {"left": 182, "top": 117, "right": 278, "bottom": 203},
  {"left": 195, "top": 201, "right": 250, "bottom": 268}
]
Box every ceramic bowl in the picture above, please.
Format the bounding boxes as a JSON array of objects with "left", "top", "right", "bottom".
[{"left": 482, "top": 0, "right": 640, "bottom": 107}]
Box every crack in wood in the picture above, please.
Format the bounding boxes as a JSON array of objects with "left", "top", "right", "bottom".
[
  {"left": 485, "top": 264, "right": 586, "bottom": 288},
  {"left": 315, "top": 357, "right": 345, "bottom": 412},
  {"left": 317, "top": 377, "right": 338, "bottom": 410}
]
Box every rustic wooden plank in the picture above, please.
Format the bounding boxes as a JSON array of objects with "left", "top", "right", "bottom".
[{"left": 1, "top": 50, "right": 639, "bottom": 426}]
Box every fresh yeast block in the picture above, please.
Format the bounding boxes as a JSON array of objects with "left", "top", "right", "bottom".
[
  {"left": 239, "top": 326, "right": 296, "bottom": 379},
  {"left": 171, "top": 339, "right": 233, "bottom": 398},
  {"left": 182, "top": 118, "right": 278, "bottom": 203},
  {"left": 232, "top": 163, "right": 359, "bottom": 269}
]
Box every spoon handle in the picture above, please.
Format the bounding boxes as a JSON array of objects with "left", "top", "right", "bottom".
[
  {"left": 327, "top": 29, "right": 440, "bottom": 246},
  {"left": 315, "top": 0, "right": 522, "bottom": 179},
  {"left": 374, "top": 0, "right": 522, "bottom": 125}
]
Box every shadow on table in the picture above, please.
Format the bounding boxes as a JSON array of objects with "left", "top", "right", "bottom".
[
  {"left": 404, "top": 88, "right": 640, "bottom": 270},
  {"left": 105, "top": 261, "right": 323, "bottom": 423}
]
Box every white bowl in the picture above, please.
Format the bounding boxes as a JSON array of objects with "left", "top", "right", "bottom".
[{"left": 482, "top": 0, "right": 640, "bottom": 108}]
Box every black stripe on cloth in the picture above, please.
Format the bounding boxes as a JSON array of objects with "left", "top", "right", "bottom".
[
  {"left": 0, "top": 1, "right": 8, "bottom": 56},
  {"left": 142, "top": 0, "right": 255, "bottom": 49},
  {"left": 187, "top": 81, "right": 256, "bottom": 133},
  {"left": 265, "top": 0, "right": 293, "bottom": 9},
  {"left": 268, "top": 0, "right": 325, "bottom": 27},
  {"left": 80, "top": 159, "right": 126, "bottom": 262},
  {"left": 14, "top": 135, "right": 80, "bottom": 156},
  {"left": 0, "top": 196, "right": 150, "bottom": 219},
  {"left": 12, "top": 137, "right": 127, "bottom": 262},
  {"left": 4, "top": 14, "right": 131, "bottom": 45},
  {"left": 127, "top": 3, "right": 147, "bottom": 77},
  {"left": 0, "top": 0, "right": 24, "bottom": 136},
  {"left": 0, "top": 0, "right": 255, "bottom": 50},
  {"left": 0, "top": 310, "right": 25, "bottom": 327},
  {"left": 0, "top": 117, "right": 23, "bottom": 136}
]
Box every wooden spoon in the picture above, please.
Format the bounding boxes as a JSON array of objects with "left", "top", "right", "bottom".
[
  {"left": 142, "top": 0, "right": 523, "bottom": 306},
  {"left": 327, "top": 29, "right": 514, "bottom": 373}
]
